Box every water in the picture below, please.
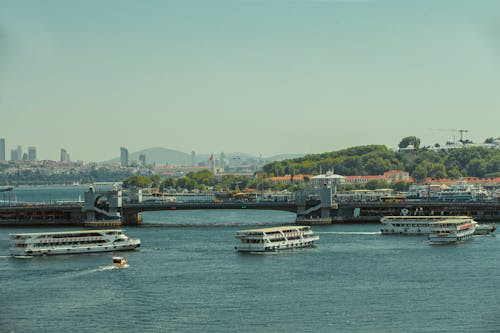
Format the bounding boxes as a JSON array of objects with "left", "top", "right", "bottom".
[{"left": 1, "top": 187, "right": 499, "bottom": 332}]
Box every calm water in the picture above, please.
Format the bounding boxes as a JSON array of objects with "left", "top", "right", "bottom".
[{"left": 1, "top": 187, "right": 499, "bottom": 332}]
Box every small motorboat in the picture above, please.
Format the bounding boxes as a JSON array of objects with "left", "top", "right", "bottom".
[{"left": 111, "top": 256, "right": 127, "bottom": 268}]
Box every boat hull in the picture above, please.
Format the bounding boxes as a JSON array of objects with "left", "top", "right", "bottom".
[
  {"left": 428, "top": 231, "right": 474, "bottom": 243},
  {"left": 236, "top": 237, "right": 319, "bottom": 252}
]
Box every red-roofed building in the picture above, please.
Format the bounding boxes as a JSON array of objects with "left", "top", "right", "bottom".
[
  {"left": 266, "top": 174, "right": 313, "bottom": 184},
  {"left": 344, "top": 170, "right": 413, "bottom": 185}
]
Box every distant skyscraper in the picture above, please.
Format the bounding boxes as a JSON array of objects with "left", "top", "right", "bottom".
[
  {"left": 28, "top": 146, "right": 37, "bottom": 161},
  {"left": 17, "top": 146, "right": 22, "bottom": 161},
  {"left": 10, "top": 149, "right": 18, "bottom": 161},
  {"left": 120, "top": 147, "right": 129, "bottom": 167},
  {"left": 0, "top": 138, "right": 5, "bottom": 161},
  {"left": 60, "top": 148, "right": 68, "bottom": 162},
  {"left": 139, "top": 153, "right": 146, "bottom": 166},
  {"left": 191, "top": 151, "right": 196, "bottom": 166}
]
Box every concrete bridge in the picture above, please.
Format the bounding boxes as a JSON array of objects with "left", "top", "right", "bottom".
[{"left": 1, "top": 186, "right": 499, "bottom": 226}]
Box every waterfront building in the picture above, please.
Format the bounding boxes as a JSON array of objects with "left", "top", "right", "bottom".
[
  {"left": 0, "top": 138, "right": 5, "bottom": 161},
  {"left": 266, "top": 174, "right": 314, "bottom": 185},
  {"left": 344, "top": 170, "right": 413, "bottom": 185},
  {"left": 28, "top": 147, "right": 37, "bottom": 161},
  {"left": 311, "top": 171, "right": 346, "bottom": 189},
  {"left": 120, "top": 147, "right": 129, "bottom": 167}
]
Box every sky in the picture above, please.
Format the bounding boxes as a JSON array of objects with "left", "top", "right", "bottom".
[{"left": 1, "top": 0, "right": 499, "bottom": 162}]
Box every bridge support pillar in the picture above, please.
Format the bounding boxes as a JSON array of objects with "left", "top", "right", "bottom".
[{"left": 122, "top": 212, "right": 142, "bottom": 226}]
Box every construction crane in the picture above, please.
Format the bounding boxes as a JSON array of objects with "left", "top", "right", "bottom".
[{"left": 432, "top": 129, "right": 469, "bottom": 142}]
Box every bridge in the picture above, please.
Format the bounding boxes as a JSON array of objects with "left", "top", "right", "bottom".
[{"left": 1, "top": 186, "right": 499, "bottom": 226}]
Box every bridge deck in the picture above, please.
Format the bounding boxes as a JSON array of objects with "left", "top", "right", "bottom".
[{"left": 123, "top": 201, "right": 297, "bottom": 212}]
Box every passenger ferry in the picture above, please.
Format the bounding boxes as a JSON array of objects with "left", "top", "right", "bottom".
[
  {"left": 235, "top": 226, "right": 319, "bottom": 252},
  {"left": 380, "top": 216, "right": 474, "bottom": 235},
  {"left": 428, "top": 219, "right": 477, "bottom": 244},
  {"left": 474, "top": 223, "right": 496, "bottom": 235},
  {"left": 10, "top": 229, "right": 141, "bottom": 256}
]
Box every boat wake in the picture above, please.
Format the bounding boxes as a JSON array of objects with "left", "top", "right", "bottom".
[
  {"left": 141, "top": 222, "right": 290, "bottom": 228},
  {"left": 99, "top": 264, "right": 129, "bottom": 271},
  {"left": 317, "top": 231, "right": 381, "bottom": 235},
  {"left": 60, "top": 264, "right": 129, "bottom": 278}
]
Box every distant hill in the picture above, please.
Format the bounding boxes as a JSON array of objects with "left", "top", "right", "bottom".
[
  {"left": 104, "top": 148, "right": 305, "bottom": 166},
  {"left": 105, "top": 147, "right": 192, "bottom": 166},
  {"left": 264, "top": 153, "right": 305, "bottom": 162}
]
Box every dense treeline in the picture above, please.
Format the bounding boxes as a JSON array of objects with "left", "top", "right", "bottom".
[
  {"left": 262, "top": 145, "right": 500, "bottom": 181},
  {"left": 123, "top": 170, "right": 279, "bottom": 192}
]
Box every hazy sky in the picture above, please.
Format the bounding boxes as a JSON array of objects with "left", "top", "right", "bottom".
[{"left": 1, "top": 0, "right": 499, "bottom": 162}]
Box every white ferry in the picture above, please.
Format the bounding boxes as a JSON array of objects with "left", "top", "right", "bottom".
[
  {"left": 428, "top": 219, "right": 477, "bottom": 244},
  {"left": 10, "top": 229, "right": 141, "bottom": 256},
  {"left": 380, "top": 216, "right": 474, "bottom": 235},
  {"left": 235, "top": 226, "right": 319, "bottom": 252},
  {"left": 474, "top": 223, "right": 496, "bottom": 235}
]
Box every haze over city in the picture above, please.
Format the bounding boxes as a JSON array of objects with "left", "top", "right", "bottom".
[{"left": 1, "top": 0, "right": 499, "bottom": 162}]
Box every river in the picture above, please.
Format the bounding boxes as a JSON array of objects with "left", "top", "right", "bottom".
[{"left": 0, "top": 186, "right": 498, "bottom": 332}]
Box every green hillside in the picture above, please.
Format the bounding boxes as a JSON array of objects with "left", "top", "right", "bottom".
[{"left": 262, "top": 145, "right": 500, "bottom": 181}]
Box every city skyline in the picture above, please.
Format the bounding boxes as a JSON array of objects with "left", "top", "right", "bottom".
[{"left": 1, "top": 1, "right": 499, "bottom": 162}]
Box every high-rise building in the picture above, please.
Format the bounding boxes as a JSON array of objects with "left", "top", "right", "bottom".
[
  {"left": 0, "top": 138, "right": 5, "bottom": 161},
  {"left": 139, "top": 153, "right": 146, "bottom": 166},
  {"left": 10, "top": 149, "right": 18, "bottom": 161},
  {"left": 60, "top": 148, "right": 68, "bottom": 162},
  {"left": 28, "top": 146, "right": 37, "bottom": 161},
  {"left": 191, "top": 151, "right": 196, "bottom": 166},
  {"left": 120, "top": 147, "right": 129, "bottom": 167},
  {"left": 17, "top": 146, "right": 22, "bottom": 160}
]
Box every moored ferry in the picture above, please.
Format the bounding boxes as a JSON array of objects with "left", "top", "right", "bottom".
[
  {"left": 428, "top": 219, "right": 477, "bottom": 244},
  {"left": 10, "top": 229, "right": 141, "bottom": 256},
  {"left": 380, "top": 216, "right": 475, "bottom": 235},
  {"left": 235, "top": 225, "right": 319, "bottom": 252}
]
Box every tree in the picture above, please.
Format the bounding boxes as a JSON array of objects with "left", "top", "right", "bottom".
[
  {"left": 392, "top": 181, "right": 411, "bottom": 192},
  {"left": 412, "top": 165, "right": 427, "bottom": 182},
  {"left": 123, "top": 175, "right": 152, "bottom": 188},
  {"left": 398, "top": 136, "right": 421, "bottom": 149},
  {"left": 150, "top": 174, "right": 162, "bottom": 188},
  {"left": 466, "top": 158, "right": 487, "bottom": 178}
]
